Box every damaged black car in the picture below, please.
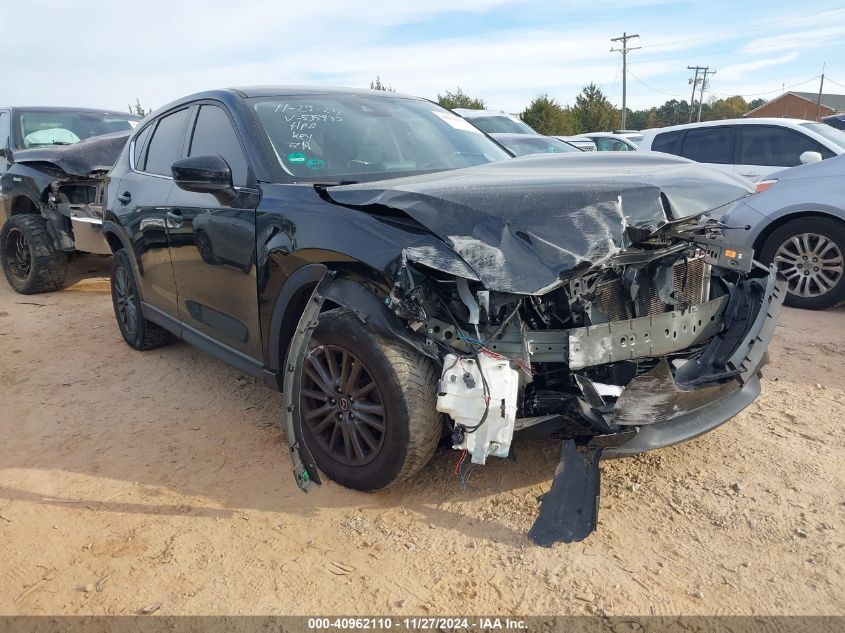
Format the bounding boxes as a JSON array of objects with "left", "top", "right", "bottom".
[
  {"left": 102, "top": 87, "right": 784, "bottom": 546},
  {"left": 0, "top": 106, "right": 139, "bottom": 293}
]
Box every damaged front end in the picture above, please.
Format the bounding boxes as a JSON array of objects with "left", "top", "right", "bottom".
[
  {"left": 282, "top": 154, "right": 785, "bottom": 545},
  {"left": 409, "top": 219, "right": 783, "bottom": 545},
  {"left": 43, "top": 171, "right": 111, "bottom": 255}
]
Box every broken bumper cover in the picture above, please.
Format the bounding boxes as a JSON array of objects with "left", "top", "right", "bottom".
[{"left": 606, "top": 267, "right": 786, "bottom": 457}]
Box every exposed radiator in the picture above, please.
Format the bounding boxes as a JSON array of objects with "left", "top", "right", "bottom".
[{"left": 596, "top": 254, "right": 709, "bottom": 321}]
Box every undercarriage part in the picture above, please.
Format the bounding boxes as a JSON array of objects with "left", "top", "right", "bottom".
[
  {"left": 528, "top": 440, "right": 603, "bottom": 546},
  {"left": 437, "top": 353, "right": 520, "bottom": 464}
]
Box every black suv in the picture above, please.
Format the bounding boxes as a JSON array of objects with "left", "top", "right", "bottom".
[{"left": 104, "top": 87, "right": 783, "bottom": 545}]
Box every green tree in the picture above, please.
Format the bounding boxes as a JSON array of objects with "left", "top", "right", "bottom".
[
  {"left": 625, "top": 108, "right": 654, "bottom": 130},
  {"left": 702, "top": 95, "right": 749, "bottom": 121},
  {"left": 571, "top": 83, "right": 619, "bottom": 133},
  {"left": 369, "top": 75, "right": 395, "bottom": 92},
  {"left": 128, "top": 98, "right": 148, "bottom": 117},
  {"left": 655, "top": 99, "right": 691, "bottom": 127},
  {"left": 436, "top": 87, "right": 485, "bottom": 110},
  {"left": 520, "top": 94, "right": 575, "bottom": 135},
  {"left": 747, "top": 98, "right": 766, "bottom": 111}
]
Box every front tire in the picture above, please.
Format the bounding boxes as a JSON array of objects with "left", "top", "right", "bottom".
[
  {"left": 110, "top": 249, "right": 170, "bottom": 350},
  {"left": 0, "top": 214, "right": 68, "bottom": 294},
  {"left": 297, "top": 309, "right": 441, "bottom": 492},
  {"left": 760, "top": 217, "right": 845, "bottom": 310}
]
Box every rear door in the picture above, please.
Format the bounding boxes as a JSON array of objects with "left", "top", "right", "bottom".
[
  {"left": 113, "top": 107, "right": 192, "bottom": 316},
  {"left": 734, "top": 125, "right": 830, "bottom": 181},
  {"left": 165, "top": 103, "right": 262, "bottom": 359},
  {"left": 678, "top": 125, "right": 734, "bottom": 175}
]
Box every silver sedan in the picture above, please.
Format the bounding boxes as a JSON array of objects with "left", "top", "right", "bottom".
[{"left": 722, "top": 154, "right": 845, "bottom": 309}]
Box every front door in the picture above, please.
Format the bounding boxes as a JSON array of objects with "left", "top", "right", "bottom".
[{"left": 166, "top": 103, "right": 262, "bottom": 359}]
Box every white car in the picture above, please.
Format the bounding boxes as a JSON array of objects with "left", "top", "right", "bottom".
[
  {"left": 584, "top": 131, "right": 643, "bottom": 151},
  {"left": 452, "top": 108, "right": 536, "bottom": 134},
  {"left": 638, "top": 118, "right": 845, "bottom": 181},
  {"left": 553, "top": 135, "right": 597, "bottom": 151}
]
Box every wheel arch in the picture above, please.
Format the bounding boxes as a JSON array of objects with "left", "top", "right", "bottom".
[
  {"left": 753, "top": 210, "right": 845, "bottom": 258},
  {"left": 10, "top": 195, "right": 39, "bottom": 215},
  {"left": 266, "top": 262, "right": 433, "bottom": 384}
]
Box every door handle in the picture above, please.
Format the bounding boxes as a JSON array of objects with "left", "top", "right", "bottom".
[{"left": 117, "top": 191, "right": 131, "bottom": 204}]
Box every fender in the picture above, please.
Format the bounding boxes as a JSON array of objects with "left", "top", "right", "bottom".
[
  {"left": 266, "top": 266, "right": 437, "bottom": 387},
  {"left": 101, "top": 219, "right": 145, "bottom": 296}
]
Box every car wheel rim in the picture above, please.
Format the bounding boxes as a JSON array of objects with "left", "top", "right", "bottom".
[
  {"left": 113, "top": 266, "right": 138, "bottom": 337},
  {"left": 300, "top": 345, "right": 386, "bottom": 467},
  {"left": 774, "top": 232, "right": 844, "bottom": 298},
  {"left": 4, "top": 228, "right": 32, "bottom": 280}
]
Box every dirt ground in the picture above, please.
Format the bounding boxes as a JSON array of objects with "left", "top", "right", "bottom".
[{"left": 1, "top": 255, "right": 843, "bottom": 617}]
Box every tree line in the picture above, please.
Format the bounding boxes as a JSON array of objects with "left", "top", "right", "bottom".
[{"left": 370, "top": 78, "right": 767, "bottom": 134}]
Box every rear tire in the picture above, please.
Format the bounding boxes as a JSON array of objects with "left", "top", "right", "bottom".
[
  {"left": 0, "top": 214, "right": 68, "bottom": 294},
  {"left": 759, "top": 217, "right": 845, "bottom": 310},
  {"left": 297, "top": 309, "right": 441, "bottom": 492},
  {"left": 110, "top": 249, "right": 170, "bottom": 350}
]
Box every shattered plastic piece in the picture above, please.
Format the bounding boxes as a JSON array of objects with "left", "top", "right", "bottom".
[{"left": 528, "top": 440, "right": 603, "bottom": 546}]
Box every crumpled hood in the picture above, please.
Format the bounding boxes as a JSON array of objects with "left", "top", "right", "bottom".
[
  {"left": 12, "top": 130, "right": 131, "bottom": 177},
  {"left": 325, "top": 152, "right": 754, "bottom": 294}
]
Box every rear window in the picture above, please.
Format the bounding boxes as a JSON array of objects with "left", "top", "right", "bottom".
[
  {"left": 680, "top": 126, "right": 733, "bottom": 164},
  {"left": 650, "top": 130, "right": 684, "bottom": 155}
]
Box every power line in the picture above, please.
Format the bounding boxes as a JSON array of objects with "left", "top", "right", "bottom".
[
  {"left": 610, "top": 32, "right": 640, "bottom": 129},
  {"left": 635, "top": 7, "right": 845, "bottom": 52},
  {"left": 630, "top": 29, "right": 845, "bottom": 66}
]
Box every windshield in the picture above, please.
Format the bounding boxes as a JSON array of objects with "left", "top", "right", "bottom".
[
  {"left": 468, "top": 115, "right": 535, "bottom": 134},
  {"left": 16, "top": 110, "right": 138, "bottom": 148},
  {"left": 801, "top": 123, "right": 845, "bottom": 150},
  {"left": 251, "top": 95, "right": 510, "bottom": 182},
  {"left": 499, "top": 136, "right": 579, "bottom": 156}
]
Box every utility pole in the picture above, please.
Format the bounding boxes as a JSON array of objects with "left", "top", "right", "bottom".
[
  {"left": 611, "top": 32, "right": 640, "bottom": 129},
  {"left": 698, "top": 67, "right": 715, "bottom": 122},
  {"left": 687, "top": 66, "right": 706, "bottom": 122},
  {"left": 816, "top": 62, "right": 826, "bottom": 121}
]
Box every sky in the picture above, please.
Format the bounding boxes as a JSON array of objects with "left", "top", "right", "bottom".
[{"left": 5, "top": 0, "right": 845, "bottom": 115}]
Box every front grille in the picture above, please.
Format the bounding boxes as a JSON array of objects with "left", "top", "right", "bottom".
[{"left": 596, "top": 253, "right": 708, "bottom": 321}]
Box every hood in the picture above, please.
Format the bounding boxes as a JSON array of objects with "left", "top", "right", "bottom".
[
  {"left": 11, "top": 130, "right": 131, "bottom": 177},
  {"left": 325, "top": 152, "right": 754, "bottom": 294}
]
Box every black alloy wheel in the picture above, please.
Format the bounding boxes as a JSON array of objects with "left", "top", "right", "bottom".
[{"left": 301, "top": 345, "right": 387, "bottom": 467}]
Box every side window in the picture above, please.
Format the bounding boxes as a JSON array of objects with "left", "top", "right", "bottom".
[
  {"left": 144, "top": 108, "right": 190, "bottom": 176},
  {"left": 819, "top": 144, "right": 835, "bottom": 159},
  {"left": 681, "top": 126, "right": 733, "bottom": 164},
  {"left": 132, "top": 123, "right": 153, "bottom": 170},
  {"left": 188, "top": 105, "right": 248, "bottom": 186},
  {"left": 737, "top": 126, "right": 823, "bottom": 167},
  {"left": 651, "top": 130, "right": 684, "bottom": 155}
]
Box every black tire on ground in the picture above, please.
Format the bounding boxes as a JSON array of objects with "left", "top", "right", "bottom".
[
  {"left": 110, "top": 249, "right": 170, "bottom": 350},
  {"left": 297, "top": 309, "right": 442, "bottom": 492},
  {"left": 759, "top": 216, "right": 845, "bottom": 310},
  {"left": 0, "top": 214, "right": 68, "bottom": 294}
]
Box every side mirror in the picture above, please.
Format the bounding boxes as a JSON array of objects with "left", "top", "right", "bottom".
[
  {"left": 799, "top": 151, "right": 822, "bottom": 165},
  {"left": 171, "top": 154, "right": 233, "bottom": 193}
]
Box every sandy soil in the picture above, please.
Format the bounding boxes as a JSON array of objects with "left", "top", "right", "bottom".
[{"left": 0, "top": 255, "right": 843, "bottom": 616}]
